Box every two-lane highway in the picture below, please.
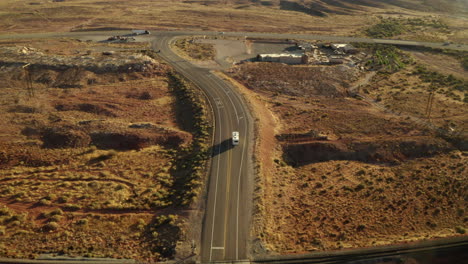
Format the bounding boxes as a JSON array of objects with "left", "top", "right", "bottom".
[{"left": 153, "top": 34, "right": 254, "bottom": 263}]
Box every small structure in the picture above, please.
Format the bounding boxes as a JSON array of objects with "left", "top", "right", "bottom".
[
  {"left": 328, "top": 56, "right": 347, "bottom": 65},
  {"left": 296, "top": 42, "right": 317, "bottom": 52},
  {"left": 257, "top": 53, "right": 308, "bottom": 64},
  {"left": 331, "top": 44, "right": 358, "bottom": 54},
  {"left": 132, "top": 30, "right": 150, "bottom": 35}
]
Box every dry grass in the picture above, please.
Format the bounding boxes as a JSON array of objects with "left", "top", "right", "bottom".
[
  {"left": 227, "top": 51, "right": 467, "bottom": 254},
  {"left": 0, "top": 39, "right": 202, "bottom": 261},
  {"left": 359, "top": 51, "right": 468, "bottom": 132},
  {"left": 173, "top": 37, "right": 216, "bottom": 61}
]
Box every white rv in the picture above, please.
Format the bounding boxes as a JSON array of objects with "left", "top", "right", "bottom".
[{"left": 232, "top": 131, "right": 239, "bottom": 146}]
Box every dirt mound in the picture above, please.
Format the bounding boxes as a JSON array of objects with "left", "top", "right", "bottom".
[
  {"left": 55, "top": 103, "right": 118, "bottom": 117},
  {"left": 90, "top": 130, "right": 190, "bottom": 150},
  {"left": 39, "top": 121, "right": 192, "bottom": 150},
  {"left": 284, "top": 137, "right": 454, "bottom": 165},
  {"left": 7, "top": 105, "right": 42, "bottom": 114},
  {"left": 41, "top": 127, "right": 91, "bottom": 149},
  {"left": 230, "top": 63, "right": 358, "bottom": 97},
  {"left": 0, "top": 47, "right": 169, "bottom": 89}
]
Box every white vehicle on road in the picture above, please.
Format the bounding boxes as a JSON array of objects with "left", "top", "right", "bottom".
[{"left": 232, "top": 131, "right": 239, "bottom": 146}]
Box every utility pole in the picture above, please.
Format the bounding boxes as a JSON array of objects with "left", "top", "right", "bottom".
[
  {"left": 22, "top": 63, "right": 34, "bottom": 98},
  {"left": 425, "top": 89, "right": 435, "bottom": 123}
]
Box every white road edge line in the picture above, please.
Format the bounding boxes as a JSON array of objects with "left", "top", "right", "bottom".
[
  {"left": 236, "top": 118, "right": 247, "bottom": 260},
  {"left": 209, "top": 90, "right": 223, "bottom": 262}
]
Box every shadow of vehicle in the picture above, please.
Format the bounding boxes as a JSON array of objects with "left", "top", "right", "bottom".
[{"left": 210, "top": 138, "right": 234, "bottom": 157}]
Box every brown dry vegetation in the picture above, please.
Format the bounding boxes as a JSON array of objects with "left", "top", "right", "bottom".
[
  {"left": 357, "top": 47, "right": 468, "bottom": 134},
  {"left": 173, "top": 37, "right": 216, "bottom": 61},
  {"left": 227, "top": 47, "right": 467, "bottom": 254},
  {"left": 0, "top": 0, "right": 466, "bottom": 43},
  {"left": 0, "top": 39, "right": 209, "bottom": 261}
]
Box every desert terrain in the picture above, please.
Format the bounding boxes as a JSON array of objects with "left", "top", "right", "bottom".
[
  {"left": 0, "top": 0, "right": 467, "bottom": 43},
  {"left": 223, "top": 41, "right": 467, "bottom": 254},
  {"left": 0, "top": 38, "right": 210, "bottom": 261},
  {"left": 0, "top": 0, "right": 466, "bottom": 262}
]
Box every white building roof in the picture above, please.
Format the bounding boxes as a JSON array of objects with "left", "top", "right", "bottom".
[
  {"left": 259, "top": 53, "right": 303, "bottom": 58},
  {"left": 331, "top": 44, "right": 348, "bottom": 49}
]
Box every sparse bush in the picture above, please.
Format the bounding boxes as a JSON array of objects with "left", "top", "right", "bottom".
[
  {"left": 455, "top": 226, "right": 466, "bottom": 234},
  {"left": 139, "top": 91, "right": 153, "bottom": 100},
  {"left": 76, "top": 219, "right": 88, "bottom": 225},
  {"left": 355, "top": 169, "right": 366, "bottom": 176},
  {"left": 0, "top": 207, "right": 11, "bottom": 217},
  {"left": 9, "top": 221, "right": 21, "bottom": 227},
  {"left": 365, "top": 17, "right": 448, "bottom": 38},
  {"left": 57, "top": 196, "right": 68, "bottom": 203},
  {"left": 42, "top": 222, "right": 59, "bottom": 232},
  {"left": 354, "top": 184, "right": 365, "bottom": 192},
  {"left": 38, "top": 199, "right": 52, "bottom": 206},
  {"left": 64, "top": 204, "right": 81, "bottom": 211},
  {"left": 50, "top": 209, "right": 64, "bottom": 216},
  {"left": 48, "top": 215, "right": 62, "bottom": 223},
  {"left": 365, "top": 18, "right": 407, "bottom": 38}
]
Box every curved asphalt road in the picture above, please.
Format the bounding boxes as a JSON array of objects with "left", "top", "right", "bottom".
[{"left": 152, "top": 34, "right": 254, "bottom": 263}]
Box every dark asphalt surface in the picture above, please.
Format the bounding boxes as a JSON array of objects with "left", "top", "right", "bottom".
[{"left": 152, "top": 35, "right": 254, "bottom": 263}]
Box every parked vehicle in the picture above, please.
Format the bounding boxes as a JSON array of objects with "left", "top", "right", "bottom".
[{"left": 132, "top": 30, "right": 151, "bottom": 35}]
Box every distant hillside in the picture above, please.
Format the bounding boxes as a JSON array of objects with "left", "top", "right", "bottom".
[{"left": 221, "top": 0, "right": 468, "bottom": 16}]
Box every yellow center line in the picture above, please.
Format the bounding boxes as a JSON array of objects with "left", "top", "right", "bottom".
[{"left": 223, "top": 143, "right": 233, "bottom": 258}]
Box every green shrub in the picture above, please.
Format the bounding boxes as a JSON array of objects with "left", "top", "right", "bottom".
[
  {"left": 365, "top": 17, "right": 448, "bottom": 38},
  {"left": 366, "top": 19, "right": 406, "bottom": 38},
  {"left": 455, "top": 226, "right": 466, "bottom": 234}
]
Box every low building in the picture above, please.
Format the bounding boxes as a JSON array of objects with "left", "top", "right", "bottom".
[
  {"left": 257, "top": 53, "right": 308, "bottom": 64},
  {"left": 331, "top": 44, "right": 358, "bottom": 54},
  {"left": 328, "top": 56, "right": 347, "bottom": 65},
  {"left": 296, "top": 42, "right": 317, "bottom": 52}
]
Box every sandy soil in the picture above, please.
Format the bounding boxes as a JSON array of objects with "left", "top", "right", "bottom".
[{"left": 226, "top": 61, "right": 467, "bottom": 255}]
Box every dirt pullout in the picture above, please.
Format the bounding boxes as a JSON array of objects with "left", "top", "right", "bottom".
[
  {"left": 230, "top": 63, "right": 360, "bottom": 97},
  {"left": 284, "top": 136, "right": 454, "bottom": 165}
]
